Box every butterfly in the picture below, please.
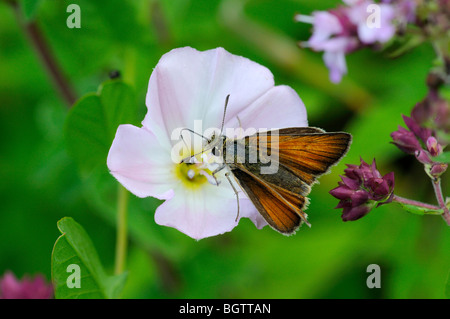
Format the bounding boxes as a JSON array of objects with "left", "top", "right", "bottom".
[{"left": 183, "top": 95, "right": 352, "bottom": 235}]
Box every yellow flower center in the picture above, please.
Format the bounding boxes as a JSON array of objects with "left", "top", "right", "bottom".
[{"left": 175, "top": 162, "right": 214, "bottom": 189}]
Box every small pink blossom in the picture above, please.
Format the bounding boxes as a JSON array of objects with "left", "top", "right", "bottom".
[
  {"left": 346, "top": 0, "right": 396, "bottom": 44},
  {"left": 296, "top": 0, "right": 415, "bottom": 83},
  {"left": 296, "top": 9, "right": 358, "bottom": 83},
  {"left": 0, "top": 271, "right": 53, "bottom": 299},
  {"left": 107, "top": 47, "right": 308, "bottom": 240}
]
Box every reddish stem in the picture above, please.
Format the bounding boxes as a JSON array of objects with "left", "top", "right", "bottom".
[
  {"left": 431, "top": 178, "right": 450, "bottom": 226},
  {"left": 10, "top": 1, "right": 77, "bottom": 106},
  {"left": 392, "top": 195, "right": 442, "bottom": 212}
]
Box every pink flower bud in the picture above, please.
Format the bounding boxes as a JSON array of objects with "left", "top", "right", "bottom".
[{"left": 426, "top": 136, "right": 443, "bottom": 157}]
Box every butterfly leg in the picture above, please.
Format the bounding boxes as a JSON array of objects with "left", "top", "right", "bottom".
[
  {"left": 211, "top": 163, "right": 226, "bottom": 186},
  {"left": 225, "top": 172, "right": 240, "bottom": 222}
]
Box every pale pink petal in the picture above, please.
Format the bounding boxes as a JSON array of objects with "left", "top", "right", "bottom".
[
  {"left": 308, "top": 11, "right": 343, "bottom": 51},
  {"left": 342, "top": 0, "right": 361, "bottom": 5},
  {"left": 224, "top": 85, "right": 308, "bottom": 131},
  {"left": 348, "top": 2, "right": 396, "bottom": 44},
  {"left": 314, "top": 36, "right": 358, "bottom": 54},
  {"left": 107, "top": 124, "right": 175, "bottom": 199},
  {"left": 143, "top": 47, "right": 275, "bottom": 147},
  {"left": 155, "top": 168, "right": 267, "bottom": 239},
  {"left": 323, "top": 51, "right": 348, "bottom": 84}
]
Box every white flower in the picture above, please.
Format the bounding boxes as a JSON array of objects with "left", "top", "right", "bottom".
[{"left": 107, "top": 47, "right": 308, "bottom": 240}]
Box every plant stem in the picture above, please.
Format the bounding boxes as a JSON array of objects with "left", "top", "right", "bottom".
[
  {"left": 114, "top": 185, "right": 129, "bottom": 275},
  {"left": 10, "top": 0, "right": 77, "bottom": 107},
  {"left": 392, "top": 195, "right": 442, "bottom": 212},
  {"left": 431, "top": 178, "right": 450, "bottom": 226}
]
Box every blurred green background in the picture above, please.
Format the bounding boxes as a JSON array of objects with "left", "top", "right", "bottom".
[{"left": 0, "top": 0, "right": 449, "bottom": 299}]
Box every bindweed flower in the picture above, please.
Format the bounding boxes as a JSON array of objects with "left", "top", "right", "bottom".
[
  {"left": 0, "top": 271, "right": 53, "bottom": 299},
  {"left": 296, "top": 0, "right": 416, "bottom": 83},
  {"left": 330, "top": 158, "right": 395, "bottom": 221},
  {"left": 107, "top": 47, "right": 308, "bottom": 240}
]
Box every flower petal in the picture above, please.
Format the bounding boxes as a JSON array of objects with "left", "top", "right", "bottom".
[
  {"left": 154, "top": 178, "right": 266, "bottom": 240},
  {"left": 107, "top": 124, "right": 175, "bottom": 199},
  {"left": 143, "top": 47, "right": 275, "bottom": 146},
  {"left": 341, "top": 204, "right": 371, "bottom": 221},
  {"left": 224, "top": 85, "right": 308, "bottom": 132},
  {"left": 323, "top": 50, "right": 348, "bottom": 84},
  {"left": 308, "top": 11, "right": 343, "bottom": 50}
]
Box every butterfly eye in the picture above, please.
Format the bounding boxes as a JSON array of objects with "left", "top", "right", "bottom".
[{"left": 212, "top": 147, "right": 221, "bottom": 156}]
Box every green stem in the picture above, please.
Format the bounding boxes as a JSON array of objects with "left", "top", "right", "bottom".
[
  {"left": 10, "top": 0, "right": 77, "bottom": 106},
  {"left": 113, "top": 46, "right": 136, "bottom": 275},
  {"left": 123, "top": 46, "right": 137, "bottom": 86},
  {"left": 114, "top": 185, "right": 129, "bottom": 275}
]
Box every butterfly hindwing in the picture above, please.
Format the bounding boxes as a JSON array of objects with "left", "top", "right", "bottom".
[{"left": 230, "top": 165, "right": 306, "bottom": 234}]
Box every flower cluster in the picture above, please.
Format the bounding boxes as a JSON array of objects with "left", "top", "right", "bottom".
[
  {"left": 0, "top": 271, "right": 53, "bottom": 299},
  {"left": 330, "top": 158, "right": 395, "bottom": 221},
  {"left": 295, "top": 0, "right": 416, "bottom": 83},
  {"left": 391, "top": 73, "right": 449, "bottom": 179}
]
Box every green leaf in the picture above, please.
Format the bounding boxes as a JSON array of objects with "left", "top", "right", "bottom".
[
  {"left": 433, "top": 152, "right": 450, "bottom": 164},
  {"left": 385, "top": 34, "right": 424, "bottom": 59},
  {"left": 396, "top": 202, "right": 443, "bottom": 216},
  {"left": 51, "top": 217, "right": 127, "bottom": 299},
  {"left": 64, "top": 80, "right": 140, "bottom": 176}
]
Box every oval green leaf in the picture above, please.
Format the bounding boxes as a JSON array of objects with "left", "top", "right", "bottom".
[
  {"left": 64, "top": 80, "right": 140, "bottom": 176},
  {"left": 51, "top": 217, "right": 127, "bottom": 299}
]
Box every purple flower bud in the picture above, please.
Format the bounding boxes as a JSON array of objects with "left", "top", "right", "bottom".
[
  {"left": 391, "top": 126, "right": 422, "bottom": 154},
  {"left": 373, "top": 172, "right": 395, "bottom": 205},
  {"left": 351, "top": 189, "right": 370, "bottom": 206},
  {"left": 429, "top": 163, "right": 448, "bottom": 178},
  {"left": 411, "top": 90, "right": 449, "bottom": 137},
  {"left": 402, "top": 115, "right": 432, "bottom": 144},
  {"left": 330, "top": 158, "right": 395, "bottom": 222},
  {"left": 415, "top": 150, "right": 433, "bottom": 165},
  {"left": 341, "top": 203, "right": 372, "bottom": 221},
  {"left": 329, "top": 184, "right": 355, "bottom": 200},
  {"left": 0, "top": 271, "right": 53, "bottom": 299},
  {"left": 340, "top": 174, "right": 361, "bottom": 189}
]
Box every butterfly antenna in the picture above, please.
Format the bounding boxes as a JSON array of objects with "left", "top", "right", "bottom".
[{"left": 220, "top": 94, "right": 230, "bottom": 135}]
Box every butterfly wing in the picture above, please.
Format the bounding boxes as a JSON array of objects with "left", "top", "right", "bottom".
[
  {"left": 230, "top": 128, "right": 351, "bottom": 234},
  {"left": 247, "top": 127, "right": 352, "bottom": 185},
  {"left": 230, "top": 164, "right": 307, "bottom": 234}
]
